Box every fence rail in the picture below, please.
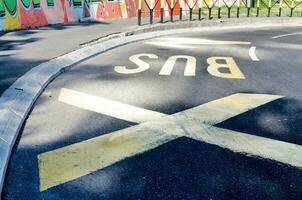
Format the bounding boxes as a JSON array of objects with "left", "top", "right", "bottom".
[{"left": 137, "top": 0, "right": 302, "bottom": 25}]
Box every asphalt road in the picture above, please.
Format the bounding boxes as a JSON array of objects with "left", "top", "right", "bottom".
[{"left": 3, "top": 26, "right": 302, "bottom": 199}]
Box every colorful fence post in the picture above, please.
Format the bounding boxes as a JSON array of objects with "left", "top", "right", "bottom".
[
  {"left": 171, "top": 0, "right": 174, "bottom": 21},
  {"left": 247, "top": 0, "right": 251, "bottom": 17},
  {"left": 161, "top": 0, "right": 164, "bottom": 22},
  {"left": 198, "top": 0, "right": 202, "bottom": 20},
  {"left": 228, "top": 1, "right": 231, "bottom": 18},
  {"left": 237, "top": 0, "right": 240, "bottom": 17},
  {"left": 209, "top": 0, "right": 212, "bottom": 19},
  {"left": 256, "top": 0, "right": 260, "bottom": 16},
  {"left": 218, "top": 0, "right": 221, "bottom": 18},
  {"left": 279, "top": 0, "right": 282, "bottom": 16},
  {"left": 290, "top": 0, "right": 294, "bottom": 17},
  {"left": 179, "top": 0, "right": 183, "bottom": 20},
  {"left": 189, "top": 0, "right": 193, "bottom": 20},
  {"left": 268, "top": 0, "right": 272, "bottom": 17},
  {"left": 138, "top": 0, "right": 142, "bottom": 25},
  {"left": 150, "top": 0, "right": 154, "bottom": 24}
]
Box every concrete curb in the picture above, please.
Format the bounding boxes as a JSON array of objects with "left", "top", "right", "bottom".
[{"left": 0, "top": 17, "right": 301, "bottom": 196}]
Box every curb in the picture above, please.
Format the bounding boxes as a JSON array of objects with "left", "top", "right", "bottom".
[{"left": 0, "top": 17, "right": 301, "bottom": 196}]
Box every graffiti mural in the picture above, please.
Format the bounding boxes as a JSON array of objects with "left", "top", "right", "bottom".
[
  {"left": 0, "top": 0, "right": 194, "bottom": 32},
  {"left": 0, "top": 0, "right": 138, "bottom": 31}
]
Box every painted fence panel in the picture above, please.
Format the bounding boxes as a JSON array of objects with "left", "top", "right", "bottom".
[
  {"left": 0, "top": 0, "right": 301, "bottom": 31},
  {"left": 0, "top": 0, "right": 138, "bottom": 31}
]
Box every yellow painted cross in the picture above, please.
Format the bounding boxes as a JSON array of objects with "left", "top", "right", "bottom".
[{"left": 38, "top": 89, "right": 302, "bottom": 192}]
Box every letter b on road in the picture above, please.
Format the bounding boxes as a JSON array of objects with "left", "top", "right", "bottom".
[{"left": 207, "top": 57, "right": 245, "bottom": 79}]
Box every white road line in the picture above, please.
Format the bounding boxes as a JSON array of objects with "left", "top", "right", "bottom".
[
  {"left": 156, "top": 37, "right": 252, "bottom": 45},
  {"left": 145, "top": 37, "right": 251, "bottom": 49},
  {"left": 38, "top": 91, "right": 302, "bottom": 192},
  {"left": 272, "top": 32, "right": 301, "bottom": 39},
  {"left": 58, "top": 88, "right": 166, "bottom": 123},
  {"left": 249, "top": 46, "right": 259, "bottom": 61}
]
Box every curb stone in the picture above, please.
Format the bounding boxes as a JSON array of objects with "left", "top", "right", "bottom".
[{"left": 0, "top": 17, "right": 301, "bottom": 196}]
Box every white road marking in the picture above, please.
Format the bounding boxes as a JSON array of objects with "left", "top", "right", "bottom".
[
  {"left": 145, "top": 42, "right": 194, "bottom": 49},
  {"left": 37, "top": 90, "right": 302, "bottom": 192},
  {"left": 58, "top": 88, "right": 166, "bottom": 123},
  {"left": 249, "top": 46, "right": 260, "bottom": 61},
  {"left": 145, "top": 37, "right": 251, "bottom": 49},
  {"left": 272, "top": 32, "right": 302, "bottom": 39}
]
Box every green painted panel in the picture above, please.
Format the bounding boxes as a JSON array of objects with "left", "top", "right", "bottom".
[
  {"left": 73, "top": 0, "right": 82, "bottom": 6},
  {"left": 0, "top": 0, "right": 5, "bottom": 17},
  {"left": 90, "top": 0, "right": 104, "bottom": 3},
  {"left": 21, "top": 0, "right": 30, "bottom": 8},
  {"left": 32, "top": 0, "right": 40, "bottom": 8},
  {"left": 3, "top": 0, "right": 17, "bottom": 15},
  {"left": 47, "top": 0, "right": 54, "bottom": 6}
]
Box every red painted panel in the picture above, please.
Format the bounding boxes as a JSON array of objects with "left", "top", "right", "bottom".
[
  {"left": 125, "top": 0, "right": 137, "bottom": 17},
  {"left": 19, "top": 4, "right": 48, "bottom": 28},
  {"left": 96, "top": 1, "right": 122, "bottom": 19}
]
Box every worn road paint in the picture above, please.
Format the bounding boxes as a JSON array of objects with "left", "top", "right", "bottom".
[
  {"left": 37, "top": 92, "right": 293, "bottom": 192},
  {"left": 249, "top": 46, "right": 260, "bottom": 61},
  {"left": 207, "top": 57, "right": 245, "bottom": 79},
  {"left": 159, "top": 55, "right": 196, "bottom": 76},
  {"left": 145, "top": 37, "right": 251, "bottom": 49},
  {"left": 114, "top": 54, "right": 158, "bottom": 74},
  {"left": 272, "top": 32, "right": 302, "bottom": 39},
  {"left": 58, "top": 88, "right": 165, "bottom": 123}
]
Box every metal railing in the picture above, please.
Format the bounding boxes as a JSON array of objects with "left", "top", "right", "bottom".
[{"left": 137, "top": 0, "right": 302, "bottom": 25}]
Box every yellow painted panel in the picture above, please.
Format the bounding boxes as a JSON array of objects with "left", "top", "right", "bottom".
[{"left": 3, "top": 7, "right": 21, "bottom": 31}]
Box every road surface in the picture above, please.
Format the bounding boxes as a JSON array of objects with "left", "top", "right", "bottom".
[{"left": 3, "top": 26, "right": 302, "bottom": 199}]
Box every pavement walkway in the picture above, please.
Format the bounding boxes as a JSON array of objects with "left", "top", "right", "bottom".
[{"left": 0, "top": 18, "right": 139, "bottom": 95}]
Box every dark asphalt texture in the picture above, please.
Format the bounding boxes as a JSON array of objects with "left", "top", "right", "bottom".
[{"left": 3, "top": 26, "right": 302, "bottom": 199}]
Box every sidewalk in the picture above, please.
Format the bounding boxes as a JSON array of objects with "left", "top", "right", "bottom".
[{"left": 0, "top": 18, "right": 139, "bottom": 95}]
